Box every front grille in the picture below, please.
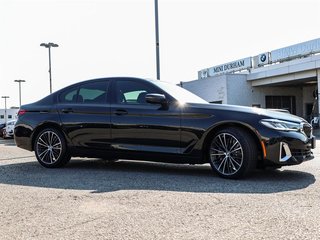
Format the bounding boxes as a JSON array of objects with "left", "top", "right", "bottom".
[
  {"left": 291, "top": 149, "right": 313, "bottom": 160},
  {"left": 302, "top": 123, "right": 312, "bottom": 137}
]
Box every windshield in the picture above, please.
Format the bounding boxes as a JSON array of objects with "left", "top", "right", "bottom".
[{"left": 151, "top": 80, "right": 208, "bottom": 104}]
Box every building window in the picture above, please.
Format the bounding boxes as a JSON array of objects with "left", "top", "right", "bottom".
[
  {"left": 265, "top": 96, "right": 296, "bottom": 114},
  {"left": 8, "top": 115, "right": 12, "bottom": 119},
  {"left": 0, "top": 115, "right": 3, "bottom": 119}
]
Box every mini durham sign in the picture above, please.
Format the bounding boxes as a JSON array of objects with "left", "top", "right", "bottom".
[{"left": 207, "top": 57, "right": 252, "bottom": 77}]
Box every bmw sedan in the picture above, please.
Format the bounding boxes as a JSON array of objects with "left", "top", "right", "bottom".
[{"left": 14, "top": 77, "right": 316, "bottom": 179}]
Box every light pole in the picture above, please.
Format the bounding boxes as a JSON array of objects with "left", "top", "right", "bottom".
[
  {"left": 14, "top": 79, "right": 26, "bottom": 108},
  {"left": 2, "top": 96, "right": 9, "bottom": 125},
  {"left": 154, "top": 0, "right": 160, "bottom": 80},
  {"left": 40, "top": 42, "right": 59, "bottom": 94}
]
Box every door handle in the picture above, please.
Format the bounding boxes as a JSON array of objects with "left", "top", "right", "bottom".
[
  {"left": 61, "top": 108, "right": 73, "bottom": 113},
  {"left": 114, "top": 109, "right": 128, "bottom": 115}
]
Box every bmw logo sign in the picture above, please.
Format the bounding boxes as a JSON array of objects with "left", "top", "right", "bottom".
[{"left": 260, "top": 54, "right": 267, "bottom": 62}]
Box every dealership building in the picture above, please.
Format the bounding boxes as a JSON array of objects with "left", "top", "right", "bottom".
[
  {"left": 0, "top": 108, "right": 19, "bottom": 124},
  {"left": 181, "top": 38, "right": 320, "bottom": 123}
]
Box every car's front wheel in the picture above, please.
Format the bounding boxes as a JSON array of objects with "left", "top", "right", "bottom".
[
  {"left": 34, "top": 128, "right": 71, "bottom": 168},
  {"left": 2, "top": 129, "right": 7, "bottom": 139},
  {"left": 208, "top": 127, "right": 257, "bottom": 179}
]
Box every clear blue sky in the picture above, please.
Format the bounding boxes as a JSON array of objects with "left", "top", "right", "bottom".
[{"left": 1, "top": 0, "right": 319, "bottom": 107}]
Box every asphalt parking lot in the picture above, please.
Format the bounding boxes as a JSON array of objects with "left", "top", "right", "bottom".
[{"left": 0, "top": 138, "right": 320, "bottom": 240}]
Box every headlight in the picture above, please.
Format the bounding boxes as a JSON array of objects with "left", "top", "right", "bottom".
[{"left": 260, "top": 119, "right": 301, "bottom": 131}]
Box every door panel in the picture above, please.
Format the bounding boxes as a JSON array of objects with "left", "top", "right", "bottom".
[
  {"left": 57, "top": 80, "right": 111, "bottom": 150},
  {"left": 111, "top": 104, "right": 181, "bottom": 153},
  {"left": 110, "top": 79, "right": 181, "bottom": 154},
  {"left": 58, "top": 104, "right": 111, "bottom": 149}
]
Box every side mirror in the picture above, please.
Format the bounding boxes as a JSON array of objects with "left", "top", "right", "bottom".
[{"left": 145, "top": 93, "right": 168, "bottom": 107}]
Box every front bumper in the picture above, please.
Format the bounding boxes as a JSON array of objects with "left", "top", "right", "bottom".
[
  {"left": 263, "top": 132, "right": 315, "bottom": 166},
  {"left": 3, "top": 129, "right": 14, "bottom": 138}
]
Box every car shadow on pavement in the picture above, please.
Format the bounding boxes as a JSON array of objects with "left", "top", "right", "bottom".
[{"left": 0, "top": 159, "right": 315, "bottom": 194}]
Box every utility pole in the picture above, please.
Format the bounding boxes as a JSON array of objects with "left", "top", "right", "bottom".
[
  {"left": 14, "top": 79, "right": 26, "bottom": 108},
  {"left": 154, "top": 0, "right": 160, "bottom": 80},
  {"left": 40, "top": 42, "right": 59, "bottom": 94},
  {"left": 1, "top": 96, "right": 9, "bottom": 125}
]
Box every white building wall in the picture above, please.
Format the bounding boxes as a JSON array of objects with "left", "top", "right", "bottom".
[
  {"left": 318, "top": 69, "right": 320, "bottom": 118},
  {"left": 226, "top": 74, "right": 252, "bottom": 106},
  {"left": 182, "top": 74, "right": 305, "bottom": 116},
  {"left": 0, "top": 109, "right": 19, "bottom": 124},
  {"left": 181, "top": 75, "right": 227, "bottom": 103},
  {"left": 226, "top": 75, "right": 304, "bottom": 116},
  {"left": 302, "top": 85, "right": 317, "bottom": 118},
  {"left": 251, "top": 86, "right": 303, "bottom": 116}
]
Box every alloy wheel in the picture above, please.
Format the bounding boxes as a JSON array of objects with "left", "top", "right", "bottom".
[
  {"left": 210, "top": 133, "right": 244, "bottom": 176},
  {"left": 36, "top": 130, "right": 62, "bottom": 165}
]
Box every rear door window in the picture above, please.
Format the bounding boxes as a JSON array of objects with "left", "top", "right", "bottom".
[
  {"left": 79, "top": 81, "right": 108, "bottom": 104},
  {"left": 59, "top": 80, "right": 109, "bottom": 104},
  {"left": 59, "top": 87, "right": 78, "bottom": 103}
]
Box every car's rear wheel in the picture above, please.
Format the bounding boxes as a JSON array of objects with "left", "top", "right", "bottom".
[
  {"left": 34, "top": 128, "right": 71, "bottom": 168},
  {"left": 208, "top": 127, "right": 257, "bottom": 179}
]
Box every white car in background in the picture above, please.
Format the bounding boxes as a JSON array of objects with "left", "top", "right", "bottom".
[{"left": 2, "top": 120, "right": 16, "bottom": 139}]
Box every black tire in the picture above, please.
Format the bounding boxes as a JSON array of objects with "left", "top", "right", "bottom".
[
  {"left": 208, "top": 127, "right": 257, "bottom": 179},
  {"left": 3, "top": 130, "right": 7, "bottom": 139},
  {"left": 34, "top": 128, "right": 71, "bottom": 168}
]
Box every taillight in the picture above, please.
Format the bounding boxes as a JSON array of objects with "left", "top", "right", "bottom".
[{"left": 18, "top": 109, "right": 27, "bottom": 116}]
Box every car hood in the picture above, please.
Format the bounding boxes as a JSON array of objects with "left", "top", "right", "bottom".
[{"left": 189, "top": 103, "right": 306, "bottom": 123}]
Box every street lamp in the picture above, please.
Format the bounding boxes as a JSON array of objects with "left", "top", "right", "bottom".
[
  {"left": 1, "top": 96, "right": 9, "bottom": 125},
  {"left": 40, "top": 42, "right": 59, "bottom": 94},
  {"left": 14, "top": 79, "right": 26, "bottom": 108},
  {"left": 154, "top": 0, "right": 160, "bottom": 80}
]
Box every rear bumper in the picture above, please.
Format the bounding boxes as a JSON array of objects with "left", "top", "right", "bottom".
[{"left": 14, "top": 125, "right": 33, "bottom": 151}]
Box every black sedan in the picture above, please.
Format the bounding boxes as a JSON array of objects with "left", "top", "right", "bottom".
[{"left": 14, "top": 77, "right": 316, "bottom": 179}]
